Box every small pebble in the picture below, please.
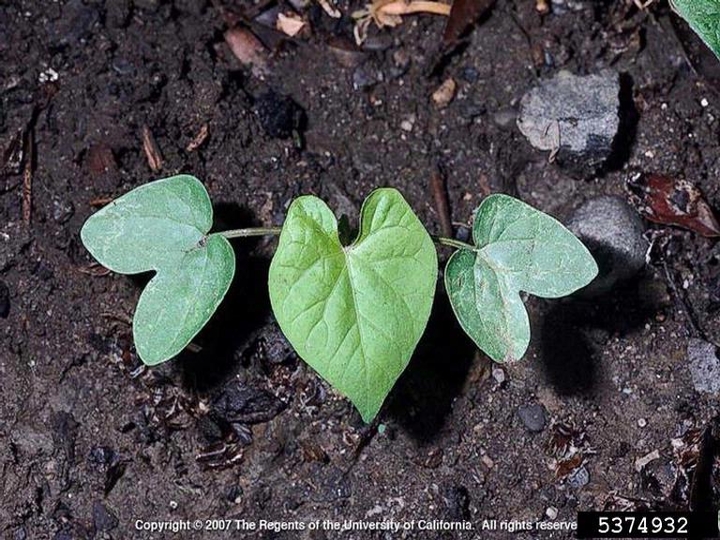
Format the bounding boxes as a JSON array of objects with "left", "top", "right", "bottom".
[
  {"left": 492, "top": 367, "right": 506, "bottom": 384},
  {"left": 517, "top": 403, "right": 547, "bottom": 433},
  {"left": 493, "top": 108, "right": 518, "bottom": 128},
  {"left": 52, "top": 198, "right": 74, "bottom": 224},
  {"left": 400, "top": 116, "right": 415, "bottom": 132},
  {"left": 461, "top": 66, "right": 479, "bottom": 83},
  {"left": 568, "top": 465, "right": 589, "bottom": 488},
  {"left": 637, "top": 418, "right": 647, "bottom": 428},
  {"left": 432, "top": 77, "right": 457, "bottom": 109},
  {"left": 352, "top": 64, "right": 383, "bottom": 90},
  {"left": 545, "top": 506, "right": 558, "bottom": 520}
]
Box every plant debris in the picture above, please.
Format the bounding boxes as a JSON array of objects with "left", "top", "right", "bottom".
[
  {"left": 429, "top": 165, "right": 453, "bottom": 237},
  {"left": 353, "top": 0, "right": 451, "bottom": 45},
  {"left": 277, "top": 12, "right": 306, "bottom": 37},
  {"left": 22, "top": 128, "right": 33, "bottom": 225},
  {"left": 547, "top": 422, "right": 592, "bottom": 480},
  {"left": 224, "top": 26, "right": 269, "bottom": 78},
  {"left": 626, "top": 172, "right": 720, "bottom": 237},
  {"left": 185, "top": 124, "right": 210, "bottom": 153},
  {"left": 141, "top": 126, "right": 163, "bottom": 173}
]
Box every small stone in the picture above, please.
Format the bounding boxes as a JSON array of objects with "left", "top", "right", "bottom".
[
  {"left": 637, "top": 418, "right": 647, "bottom": 428},
  {"left": 493, "top": 108, "right": 518, "bottom": 128},
  {"left": 52, "top": 198, "right": 74, "bottom": 224},
  {"left": 517, "top": 403, "right": 547, "bottom": 433},
  {"left": 400, "top": 116, "right": 415, "bottom": 132},
  {"left": 565, "top": 196, "right": 647, "bottom": 295},
  {"left": 687, "top": 338, "right": 720, "bottom": 394},
  {"left": 545, "top": 506, "right": 558, "bottom": 520},
  {"left": 517, "top": 70, "right": 620, "bottom": 177},
  {"left": 0, "top": 280, "right": 8, "bottom": 318},
  {"left": 567, "top": 465, "right": 589, "bottom": 488},
  {"left": 492, "top": 367, "right": 506, "bottom": 384},
  {"left": 92, "top": 501, "right": 119, "bottom": 532},
  {"left": 352, "top": 63, "right": 383, "bottom": 90},
  {"left": 461, "top": 66, "right": 479, "bottom": 83},
  {"left": 432, "top": 78, "right": 457, "bottom": 109}
]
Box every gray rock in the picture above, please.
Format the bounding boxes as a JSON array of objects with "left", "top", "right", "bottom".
[
  {"left": 517, "top": 404, "right": 547, "bottom": 433},
  {"left": 517, "top": 70, "right": 620, "bottom": 177},
  {"left": 687, "top": 338, "right": 720, "bottom": 394},
  {"left": 566, "top": 196, "right": 646, "bottom": 295}
]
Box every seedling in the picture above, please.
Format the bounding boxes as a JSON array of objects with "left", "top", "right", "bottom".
[
  {"left": 671, "top": 0, "right": 720, "bottom": 60},
  {"left": 81, "top": 175, "right": 597, "bottom": 422}
]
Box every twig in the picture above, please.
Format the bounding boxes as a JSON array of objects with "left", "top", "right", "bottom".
[
  {"left": 22, "top": 129, "right": 34, "bottom": 225},
  {"left": 429, "top": 165, "right": 453, "bottom": 238},
  {"left": 142, "top": 126, "right": 163, "bottom": 173},
  {"left": 186, "top": 124, "right": 209, "bottom": 153},
  {"left": 89, "top": 196, "right": 115, "bottom": 207}
]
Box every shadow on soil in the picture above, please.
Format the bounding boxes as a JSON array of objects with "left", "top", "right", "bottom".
[
  {"left": 175, "top": 202, "right": 274, "bottom": 392},
  {"left": 386, "top": 294, "right": 476, "bottom": 443},
  {"left": 539, "top": 277, "right": 657, "bottom": 396}
]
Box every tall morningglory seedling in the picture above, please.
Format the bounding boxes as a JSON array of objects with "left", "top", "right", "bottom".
[
  {"left": 81, "top": 175, "right": 597, "bottom": 421},
  {"left": 671, "top": 0, "right": 720, "bottom": 60}
]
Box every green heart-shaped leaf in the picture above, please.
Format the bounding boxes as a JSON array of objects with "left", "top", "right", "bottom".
[
  {"left": 268, "top": 188, "right": 437, "bottom": 422},
  {"left": 671, "top": 0, "right": 720, "bottom": 60},
  {"left": 80, "top": 175, "right": 235, "bottom": 366},
  {"left": 445, "top": 194, "right": 598, "bottom": 363}
]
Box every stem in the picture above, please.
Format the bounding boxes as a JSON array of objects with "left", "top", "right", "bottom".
[
  {"left": 431, "top": 235, "right": 475, "bottom": 251},
  {"left": 220, "top": 227, "right": 282, "bottom": 239},
  {"left": 381, "top": 0, "right": 452, "bottom": 16},
  {"left": 220, "top": 226, "right": 473, "bottom": 252}
]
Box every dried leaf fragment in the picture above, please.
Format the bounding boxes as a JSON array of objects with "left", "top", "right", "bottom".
[
  {"left": 277, "top": 13, "right": 306, "bottom": 37},
  {"left": 317, "top": 0, "right": 342, "bottom": 18},
  {"left": 627, "top": 172, "right": 720, "bottom": 237},
  {"left": 186, "top": 124, "right": 209, "bottom": 153},
  {"left": 353, "top": 0, "right": 451, "bottom": 45}
]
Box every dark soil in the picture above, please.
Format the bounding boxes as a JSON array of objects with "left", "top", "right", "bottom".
[{"left": 3, "top": 1, "right": 720, "bottom": 539}]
